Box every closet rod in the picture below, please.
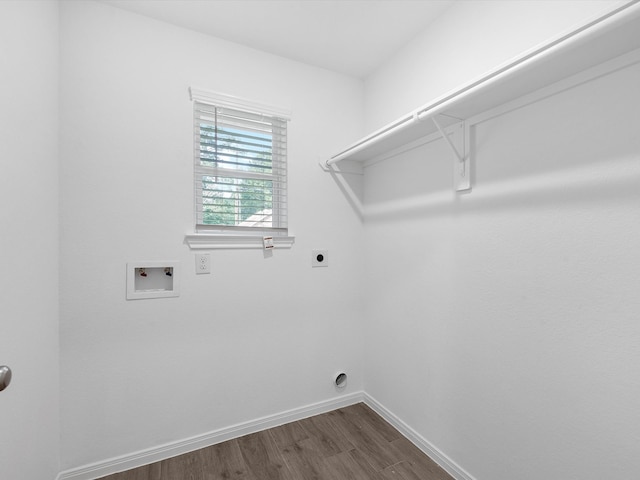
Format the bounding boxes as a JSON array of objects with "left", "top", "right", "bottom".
[
  {"left": 325, "top": 0, "right": 640, "bottom": 167},
  {"left": 326, "top": 114, "right": 418, "bottom": 166}
]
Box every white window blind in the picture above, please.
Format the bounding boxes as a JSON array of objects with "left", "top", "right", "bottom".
[{"left": 192, "top": 92, "right": 288, "bottom": 236}]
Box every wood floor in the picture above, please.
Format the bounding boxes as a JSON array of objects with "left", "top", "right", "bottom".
[{"left": 97, "top": 403, "right": 453, "bottom": 480}]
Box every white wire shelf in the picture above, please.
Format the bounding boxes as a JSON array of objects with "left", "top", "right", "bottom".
[{"left": 325, "top": 1, "right": 640, "bottom": 174}]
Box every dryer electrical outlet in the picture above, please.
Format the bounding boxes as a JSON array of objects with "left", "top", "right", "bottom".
[{"left": 312, "top": 250, "right": 328, "bottom": 267}]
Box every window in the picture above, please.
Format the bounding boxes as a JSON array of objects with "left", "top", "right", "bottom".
[{"left": 190, "top": 88, "right": 290, "bottom": 243}]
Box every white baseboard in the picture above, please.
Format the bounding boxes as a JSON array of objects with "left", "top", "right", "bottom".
[
  {"left": 56, "top": 391, "right": 476, "bottom": 480},
  {"left": 363, "top": 393, "right": 477, "bottom": 480},
  {"left": 56, "top": 391, "right": 364, "bottom": 480}
]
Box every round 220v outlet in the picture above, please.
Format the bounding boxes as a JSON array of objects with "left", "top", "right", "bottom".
[{"left": 312, "top": 250, "right": 328, "bottom": 267}]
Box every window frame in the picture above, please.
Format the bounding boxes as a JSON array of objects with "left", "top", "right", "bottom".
[{"left": 186, "top": 87, "right": 295, "bottom": 250}]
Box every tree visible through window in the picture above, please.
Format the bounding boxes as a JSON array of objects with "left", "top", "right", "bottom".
[{"left": 193, "top": 99, "right": 288, "bottom": 234}]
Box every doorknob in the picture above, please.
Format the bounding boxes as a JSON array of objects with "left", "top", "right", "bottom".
[{"left": 0, "top": 366, "right": 12, "bottom": 392}]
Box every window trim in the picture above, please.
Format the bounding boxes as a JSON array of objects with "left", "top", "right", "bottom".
[
  {"left": 186, "top": 87, "right": 294, "bottom": 250},
  {"left": 185, "top": 233, "right": 295, "bottom": 250},
  {"left": 189, "top": 87, "right": 291, "bottom": 122}
]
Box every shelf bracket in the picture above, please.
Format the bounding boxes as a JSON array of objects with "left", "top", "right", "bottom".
[
  {"left": 318, "top": 160, "right": 364, "bottom": 219},
  {"left": 431, "top": 116, "right": 472, "bottom": 192}
]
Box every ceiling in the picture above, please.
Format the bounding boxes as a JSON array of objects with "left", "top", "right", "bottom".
[{"left": 99, "top": 0, "right": 455, "bottom": 79}]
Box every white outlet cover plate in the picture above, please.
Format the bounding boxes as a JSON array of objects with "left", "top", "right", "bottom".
[{"left": 195, "top": 253, "right": 211, "bottom": 274}]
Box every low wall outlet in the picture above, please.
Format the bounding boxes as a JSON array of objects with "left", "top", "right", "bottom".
[
  {"left": 195, "top": 253, "right": 211, "bottom": 274},
  {"left": 312, "top": 250, "right": 328, "bottom": 267}
]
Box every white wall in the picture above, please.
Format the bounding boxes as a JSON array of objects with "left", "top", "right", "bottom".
[
  {"left": 364, "top": 0, "right": 628, "bottom": 131},
  {"left": 362, "top": 2, "right": 640, "bottom": 479},
  {"left": 59, "top": 0, "right": 364, "bottom": 469},
  {"left": 9, "top": 1, "right": 636, "bottom": 477},
  {"left": 0, "top": 1, "right": 60, "bottom": 479}
]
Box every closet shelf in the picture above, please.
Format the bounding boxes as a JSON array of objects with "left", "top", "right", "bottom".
[{"left": 324, "top": 1, "right": 640, "bottom": 179}]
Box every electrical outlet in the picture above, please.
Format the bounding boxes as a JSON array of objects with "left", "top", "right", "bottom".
[
  {"left": 195, "top": 253, "right": 210, "bottom": 274},
  {"left": 312, "top": 250, "right": 328, "bottom": 267}
]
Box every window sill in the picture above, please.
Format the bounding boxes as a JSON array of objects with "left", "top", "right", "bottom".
[{"left": 184, "top": 233, "right": 295, "bottom": 250}]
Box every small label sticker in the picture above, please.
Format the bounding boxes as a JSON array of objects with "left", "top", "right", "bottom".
[{"left": 263, "top": 236, "right": 274, "bottom": 249}]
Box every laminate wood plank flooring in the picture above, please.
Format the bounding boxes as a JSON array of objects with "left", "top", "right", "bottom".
[{"left": 97, "top": 403, "right": 453, "bottom": 480}]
